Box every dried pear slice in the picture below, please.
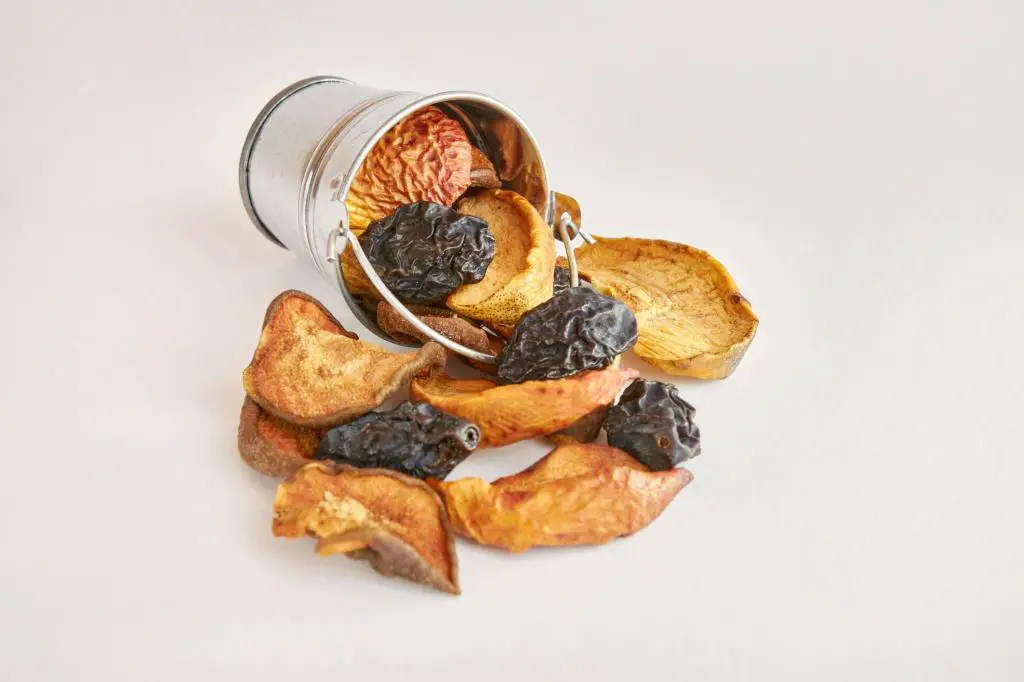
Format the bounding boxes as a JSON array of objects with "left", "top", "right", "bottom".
[
  {"left": 410, "top": 366, "right": 637, "bottom": 448},
  {"left": 468, "top": 147, "right": 501, "bottom": 189},
  {"left": 446, "top": 189, "right": 555, "bottom": 327},
  {"left": 434, "top": 443, "right": 692, "bottom": 552},
  {"left": 345, "top": 106, "right": 472, "bottom": 231},
  {"left": 376, "top": 301, "right": 492, "bottom": 356},
  {"left": 571, "top": 237, "right": 758, "bottom": 379},
  {"left": 274, "top": 462, "right": 460, "bottom": 594},
  {"left": 242, "top": 290, "right": 445, "bottom": 427},
  {"left": 238, "top": 397, "right": 322, "bottom": 479}
]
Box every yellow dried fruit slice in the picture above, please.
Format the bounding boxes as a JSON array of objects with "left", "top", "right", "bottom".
[
  {"left": 274, "top": 462, "right": 459, "bottom": 594},
  {"left": 237, "top": 397, "right": 322, "bottom": 479},
  {"left": 434, "top": 443, "right": 692, "bottom": 552},
  {"left": 345, "top": 106, "right": 472, "bottom": 231},
  {"left": 446, "top": 189, "right": 555, "bottom": 327},
  {"left": 571, "top": 237, "right": 758, "bottom": 379},
  {"left": 410, "top": 366, "right": 637, "bottom": 448},
  {"left": 242, "top": 290, "right": 445, "bottom": 427},
  {"left": 376, "top": 301, "right": 492, "bottom": 356}
]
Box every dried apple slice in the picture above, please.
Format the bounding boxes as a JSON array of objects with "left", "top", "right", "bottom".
[
  {"left": 468, "top": 147, "right": 501, "bottom": 189},
  {"left": 410, "top": 366, "right": 637, "bottom": 447},
  {"left": 376, "top": 301, "right": 493, "bottom": 356},
  {"left": 571, "top": 237, "right": 758, "bottom": 379},
  {"left": 446, "top": 189, "right": 555, "bottom": 327},
  {"left": 242, "top": 290, "right": 445, "bottom": 427},
  {"left": 345, "top": 106, "right": 472, "bottom": 231},
  {"left": 273, "top": 462, "right": 459, "bottom": 594},
  {"left": 238, "top": 397, "right": 322, "bottom": 479},
  {"left": 434, "top": 443, "right": 692, "bottom": 552}
]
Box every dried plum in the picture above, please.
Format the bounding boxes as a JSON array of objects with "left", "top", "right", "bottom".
[
  {"left": 603, "top": 380, "right": 701, "bottom": 470},
  {"left": 552, "top": 265, "right": 593, "bottom": 296},
  {"left": 314, "top": 402, "right": 480, "bottom": 479},
  {"left": 360, "top": 202, "right": 496, "bottom": 304},
  {"left": 496, "top": 288, "right": 638, "bottom": 383}
]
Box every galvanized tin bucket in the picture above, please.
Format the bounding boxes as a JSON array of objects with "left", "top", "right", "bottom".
[{"left": 239, "top": 75, "right": 591, "bottom": 363}]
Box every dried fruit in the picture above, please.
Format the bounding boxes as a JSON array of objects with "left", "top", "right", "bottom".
[
  {"left": 552, "top": 264, "right": 592, "bottom": 296},
  {"left": 434, "top": 443, "right": 692, "bottom": 552},
  {"left": 604, "top": 380, "right": 701, "bottom": 470},
  {"left": 238, "top": 397, "right": 323, "bottom": 479},
  {"left": 410, "top": 366, "right": 637, "bottom": 447},
  {"left": 574, "top": 237, "right": 758, "bottom": 379},
  {"left": 242, "top": 290, "right": 445, "bottom": 427},
  {"left": 376, "top": 301, "right": 493, "bottom": 356},
  {"left": 496, "top": 287, "right": 638, "bottom": 383},
  {"left": 447, "top": 189, "right": 555, "bottom": 327},
  {"left": 360, "top": 202, "right": 496, "bottom": 304},
  {"left": 547, "top": 406, "right": 608, "bottom": 446},
  {"left": 274, "top": 462, "right": 459, "bottom": 594},
  {"left": 314, "top": 402, "right": 480, "bottom": 479},
  {"left": 345, "top": 106, "right": 472, "bottom": 231},
  {"left": 468, "top": 147, "right": 501, "bottom": 188}
]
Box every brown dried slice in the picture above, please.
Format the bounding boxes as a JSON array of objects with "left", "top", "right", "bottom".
[
  {"left": 572, "top": 237, "right": 758, "bottom": 379},
  {"left": 273, "top": 462, "right": 459, "bottom": 594},
  {"left": 376, "top": 301, "right": 492, "bottom": 356},
  {"left": 447, "top": 189, "right": 555, "bottom": 327},
  {"left": 242, "top": 290, "right": 445, "bottom": 427},
  {"left": 468, "top": 147, "right": 501, "bottom": 189},
  {"left": 238, "top": 397, "right": 322, "bottom": 479},
  {"left": 345, "top": 106, "right": 472, "bottom": 231},
  {"left": 434, "top": 443, "right": 691, "bottom": 552},
  {"left": 410, "top": 366, "right": 637, "bottom": 447}
]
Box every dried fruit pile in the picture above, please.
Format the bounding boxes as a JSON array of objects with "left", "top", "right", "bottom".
[{"left": 237, "top": 106, "right": 758, "bottom": 595}]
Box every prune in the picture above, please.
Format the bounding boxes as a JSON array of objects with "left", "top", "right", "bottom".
[
  {"left": 360, "top": 202, "right": 496, "bottom": 304},
  {"left": 314, "top": 402, "right": 480, "bottom": 479},
  {"left": 496, "top": 288, "right": 638, "bottom": 383},
  {"left": 603, "top": 380, "right": 701, "bottom": 470},
  {"left": 552, "top": 265, "right": 593, "bottom": 296}
]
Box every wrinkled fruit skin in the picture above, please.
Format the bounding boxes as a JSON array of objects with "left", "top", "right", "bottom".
[
  {"left": 603, "top": 380, "right": 701, "bottom": 470},
  {"left": 314, "top": 402, "right": 481, "bottom": 479},
  {"left": 552, "top": 265, "right": 593, "bottom": 296},
  {"left": 360, "top": 202, "right": 496, "bottom": 304},
  {"left": 497, "top": 288, "right": 638, "bottom": 383}
]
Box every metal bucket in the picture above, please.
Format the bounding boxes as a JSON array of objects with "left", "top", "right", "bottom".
[{"left": 239, "top": 75, "right": 590, "bottom": 363}]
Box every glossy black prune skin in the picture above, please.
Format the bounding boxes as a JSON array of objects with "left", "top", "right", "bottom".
[
  {"left": 496, "top": 288, "right": 638, "bottom": 383},
  {"left": 314, "top": 402, "right": 480, "bottom": 479},
  {"left": 359, "top": 202, "right": 496, "bottom": 304},
  {"left": 552, "top": 265, "right": 593, "bottom": 296},
  {"left": 603, "top": 380, "right": 701, "bottom": 470}
]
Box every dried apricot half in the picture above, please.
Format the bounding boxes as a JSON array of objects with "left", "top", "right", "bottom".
[
  {"left": 434, "top": 442, "right": 692, "bottom": 552},
  {"left": 242, "top": 290, "right": 445, "bottom": 427},
  {"left": 274, "top": 462, "right": 460, "bottom": 594},
  {"left": 572, "top": 237, "right": 758, "bottom": 379}
]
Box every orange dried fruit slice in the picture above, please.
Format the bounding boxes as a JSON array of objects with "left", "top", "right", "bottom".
[
  {"left": 345, "top": 106, "right": 472, "bottom": 231},
  {"left": 446, "top": 189, "right": 555, "bottom": 327},
  {"left": 571, "top": 237, "right": 758, "bottom": 379},
  {"left": 237, "top": 397, "right": 322, "bottom": 479},
  {"left": 434, "top": 443, "right": 692, "bottom": 552},
  {"left": 274, "top": 462, "right": 459, "bottom": 594},
  {"left": 242, "top": 290, "right": 445, "bottom": 427},
  {"left": 410, "top": 366, "right": 637, "bottom": 447},
  {"left": 376, "top": 301, "right": 493, "bottom": 356}
]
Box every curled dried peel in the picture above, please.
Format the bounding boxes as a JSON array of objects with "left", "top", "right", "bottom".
[
  {"left": 447, "top": 189, "right": 555, "bottom": 327},
  {"left": 410, "top": 366, "right": 637, "bottom": 447},
  {"left": 435, "top": 443, "right": 692, "bottom": 552},
  {"left": 242, "top": 290, "right": 445, "bottom": 427},
  {"left": 571, "top": 237, "right": 758, "bottom": 379},
  {"left": 376, "top": 301, "right": 492, "bottom": 356},
  {"left": 345, "top": 106, "right": 472, "bottom": 231},
  {"left": 273, "top": 462, "right": 459, "bottom": 594},
  {"left": 238, "top": 397, "right": 322, "bottom": 479}
]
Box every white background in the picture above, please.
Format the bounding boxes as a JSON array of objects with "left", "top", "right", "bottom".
[{"left": 1, "top": 1, "right": 1021, "bottom": 679}]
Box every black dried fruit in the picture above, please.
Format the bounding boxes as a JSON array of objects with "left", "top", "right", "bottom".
[
  {"left": 552, "top": 265, "right": 593, "bottom": 296},
  {"left": 496, "top": 288, "right": 638, "bottom": 383},
  {"left": 603, "top": 380, "right": 701, "bottom": 470},
  {"left": 360, "top": 202, "right": 496, "bottom": 304},
  {"left": 313, "top": 402, "right": 480, "bottom": 479}
]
